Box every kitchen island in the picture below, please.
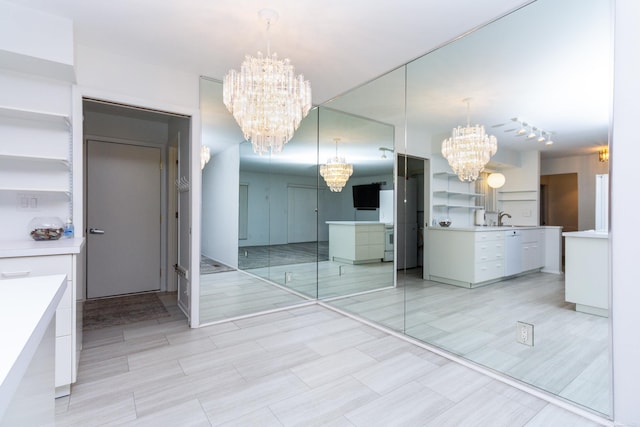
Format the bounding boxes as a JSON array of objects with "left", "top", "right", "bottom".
[
  {"left": 425, "top": 226, "right": 561, "bottom": 288},
  {"left": 0, "top": 274, "right": 66, "bottom": 427},
  {"left": 563, "top": 230, "right": 609, "bottom": 317},
  {"left": 326, "top": 221, "right": 385, "bottom": 264}
]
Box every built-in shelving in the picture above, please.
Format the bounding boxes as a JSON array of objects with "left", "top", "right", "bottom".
[
  {"left": 432, "top": 166, "right": 485, "bottom": 227},
  {"left": 0, "top": 105, "right": 73, "bottom": 232},
  {"left": 0, "top": 105, "right": 70, "bottom": 127},
  {"left": 0, "top": 153, "right": 70, "bottom": 166}
]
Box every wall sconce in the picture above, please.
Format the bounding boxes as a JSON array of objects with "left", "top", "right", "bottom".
[
  {"left": 599, "top": 147, "right": 609, "bottom": 162},
  {"left": 487, "top": 173, "right": 506, "bottom": 189}
]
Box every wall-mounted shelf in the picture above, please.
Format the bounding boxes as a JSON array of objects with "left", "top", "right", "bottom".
[
  {"left": 434, "top": 190, "right": 484, "bottom": 197},
  {"left": 433, "top": 204, "right": 485, "bottom": 209},
  {"left": 0, "top": 187, "right": 71, "bottom": 196},
  {"left": 0, "top": 105, "right": 71, "bottom": 127},
  {"left": 0, "top": 153, "right": 69, "bottom": 166}
]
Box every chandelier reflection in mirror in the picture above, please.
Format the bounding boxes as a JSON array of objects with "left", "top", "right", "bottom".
[
  {"left": 320, "top": 138, "right": 353, "bottom": 192},
  {"left": 200, "top": 145, "right": 210, "bottom": 170},
  {"left": 442, "top": 98, "right": 497, "bottom": 182},
  {"left": 223, "top": 9, "right": 312, "bottom": 155}
]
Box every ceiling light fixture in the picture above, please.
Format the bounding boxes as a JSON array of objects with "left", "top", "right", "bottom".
[
  {"left": 379, "top": 147, "right": 393, "bottom": 159},
  {"left": 537, "top": 131, "right": 546, "bottom": 143},
  {"left": 320, "top": 138, "right": 353, "bottom": 192},
  {"left": 223, "top": 9, "right": 312, "bottom": 155},
  {"left": 442, "top": 98, "right": 497, "bottom": 182},
  {"left": 201, "top": 145, "right": 210, "bottom": 170}
]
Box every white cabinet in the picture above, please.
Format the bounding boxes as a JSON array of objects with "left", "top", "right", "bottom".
[
  {"left": 0, "top": 241, "right": 85, "bottom": 397},
  {"left": 521, "top": 228, "right": 544, "bottom": 272},
  {"left": 427, "top": 229, "right": 504, "bottom": 288},
  {"left": 426, "top": 227, "right": 549, "bottom": 288},
  {"left": 563, "top": 231, "right": 608, "bottom": 317},
  {"left": 327, "top": 222, "right": 384, "bottom": 264}
]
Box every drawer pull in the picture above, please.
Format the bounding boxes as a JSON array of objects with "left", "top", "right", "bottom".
[{"left": 2, "top": 271, "right": 31, "bottom": 278}]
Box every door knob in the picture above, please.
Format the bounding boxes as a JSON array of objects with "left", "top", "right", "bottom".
[{"left": 89, "top": 228, "right": 105, "bottom": 235}]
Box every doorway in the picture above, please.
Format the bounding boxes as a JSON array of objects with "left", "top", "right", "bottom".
[
  {"left": 82, "top": 99, "right": 191, "bottom": 321},
  {"left": 540, "top": 173, "right": 579, "bottom": 266}
]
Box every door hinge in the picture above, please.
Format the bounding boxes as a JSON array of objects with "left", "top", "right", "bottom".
[
  {"left": 160, "top": 161, "right": 163, "bottom": 170},
  {"left": 160, "top": 268, "right": 162, "bottom": 278},
  {"left": 175, "top": 211, "right": 179, "bottom": 219},
  {"left": 160, "top": 214, "right": 162, "bottom": 224}
]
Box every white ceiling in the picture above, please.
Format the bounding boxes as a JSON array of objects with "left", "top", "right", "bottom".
[
  {"left": 10, "top": 0, "right": 533, "bottom": 104},
  {"left": 14, "top": 0, "right": 612, "bottom": 167}
]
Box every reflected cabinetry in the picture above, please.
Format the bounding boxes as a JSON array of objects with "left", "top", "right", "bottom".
[{"left": 432, "top": 171, "right": 484, "bottom": 227}]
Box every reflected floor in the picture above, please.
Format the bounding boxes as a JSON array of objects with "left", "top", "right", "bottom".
[
  {"left": 238, "top": 242, "right": 329, "bottom": 270},
  {"left": 329, "top": 270, "right": 610, "bottom": 416},
  {"left": 245, "top": 260, "right": 395, "bottom": 299},
  {"left": 200, "top": 270, "right": 310, "bottom": 324}
]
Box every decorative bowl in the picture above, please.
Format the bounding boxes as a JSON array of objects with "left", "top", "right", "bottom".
[
  {"left": 29, "top": 217, "right": 64, "bottom": 241},
  {"left": 439, "top": 219, "right": 452, "bottom": 227}
]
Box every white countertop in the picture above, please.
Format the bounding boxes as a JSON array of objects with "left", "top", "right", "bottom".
[
  {"left": 0, "top": 238, "right": 85, "bottom": 258},
  {"left": 563, "top": 230, "right": 609, "bottom": 239},
  {"left": 427, "top": 226, "right": 543, "bottom": 232},
  {"left": 0, "top": 274, "right": 66, "bottom": 418}
]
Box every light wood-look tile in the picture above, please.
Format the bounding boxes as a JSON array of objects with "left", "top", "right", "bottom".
[{"left": 55, "top": 295, "right": 608, "bottom": 427}]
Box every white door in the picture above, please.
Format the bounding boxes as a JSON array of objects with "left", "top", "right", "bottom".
[
  {"left": 287, "top": 186, "right": 317, "bottom": 243},
  {"left": 86, "top": 140, "right": 161, "bottom": 298}
]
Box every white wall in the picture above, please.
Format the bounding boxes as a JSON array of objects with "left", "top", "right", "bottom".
[
  {"left": 238, "top": 171, "right": 318, "bottom": 247},
  {"left": 0, "top": 0, "right": 74, "bottom": 81},
  {"left": 201, "top": 145, "right": 239, "bottom": 268},
  {"left": 541, "top": 152, "right": 609, "bottom": 231},
  {"left": 612, "top": 0, "right": 640, "bottom": 424}
]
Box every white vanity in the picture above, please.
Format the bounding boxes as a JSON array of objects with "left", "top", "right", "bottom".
[{"left": 326, "top": 221, "right": 385, "bottom": 264}]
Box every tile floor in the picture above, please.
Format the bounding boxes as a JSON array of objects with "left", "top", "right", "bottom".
[{"left": 55, "top": 293, "right": 608, "bottom": 426}]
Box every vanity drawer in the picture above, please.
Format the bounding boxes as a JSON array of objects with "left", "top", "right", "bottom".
[
  {"left": 0, "top": 255, "right": 73, "bottom": 281},
  {"left": 475, "top": 260, "right": 505, "bottom": 282},
  {"left": 475, "top": 232, "right": 504, "bottom": 242},
  {"left": 475, "top": 241, "right": 504, "bottom": 263}
]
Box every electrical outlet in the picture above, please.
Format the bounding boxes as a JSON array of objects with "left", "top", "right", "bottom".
[
  {"left": 285, "top": 272, "right": 293, "bottom": 283},
  {"left": 516, "top": 321, "right": 534, "bottom": 346}
]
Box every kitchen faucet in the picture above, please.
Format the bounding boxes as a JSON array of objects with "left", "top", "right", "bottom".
[{"left": 498, "top": 211, "right": 512, "bottom": 226}]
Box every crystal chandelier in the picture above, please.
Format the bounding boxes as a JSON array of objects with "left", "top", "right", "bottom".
[
  {"left": 441, "top": 99, "right": 497, "bottom": 182},
  {"left": 320, "top": 139, "right": 353, "bottom": 192},
  {"left": 223, "top": 9, "right": 312, "bottom": 155},
  {"left": 200, "top": 145, "right": 210, "bottom": 170}
]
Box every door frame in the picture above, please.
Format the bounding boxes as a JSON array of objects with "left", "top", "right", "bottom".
[
  {"left": 73, "top": 88, "right": 200, "bottom": 326},
  {"left": 83, "top": 135, "right": 168, "bottom": 297}
]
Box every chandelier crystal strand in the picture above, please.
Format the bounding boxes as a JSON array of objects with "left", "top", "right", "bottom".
[
  {"left": 223, "top": 11, "right": 311, "bottom": 155},
  {"left": 441, "top": 100, "right": 497, "bottom": 182},
  {"left": 320, "top": 139, "right": 353, "bottom": 192}
]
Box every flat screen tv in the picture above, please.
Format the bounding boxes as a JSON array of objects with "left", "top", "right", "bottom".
[{"left": 352, "top": 183, "right": 380, "bottom": 210}]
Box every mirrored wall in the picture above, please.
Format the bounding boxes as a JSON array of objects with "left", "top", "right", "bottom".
[{"left": 199, "top": 0, "right": 612, "bottom": 417}]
